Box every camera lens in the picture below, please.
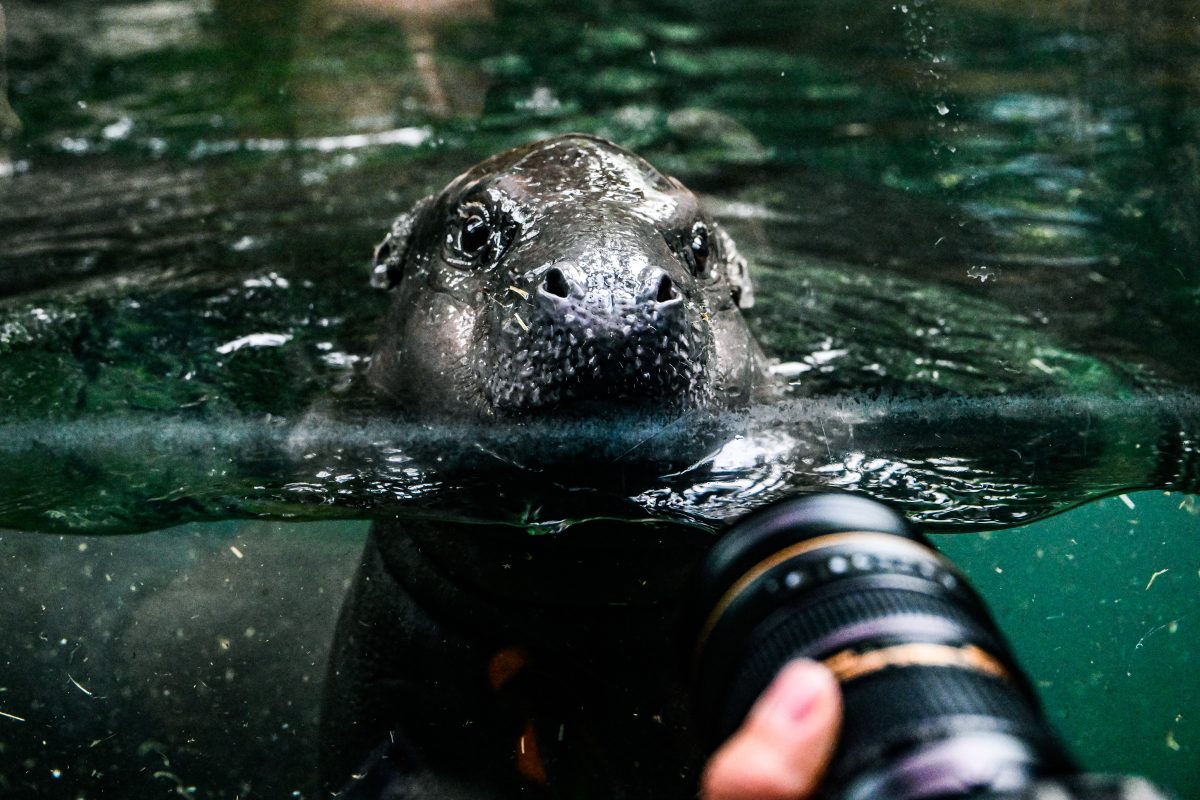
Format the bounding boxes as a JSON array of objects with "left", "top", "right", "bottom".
[{"left": 690, "top": 493, "right": 1076, "bottom": 800}]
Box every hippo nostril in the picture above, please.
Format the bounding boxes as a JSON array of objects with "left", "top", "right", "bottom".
[
  {"left": 543, "top": 267, "right": 572, "bottom": 299},
  {"left": 655, "top": 274, "right": 676, "bottom": 304},
  {"left": 638, "top": 269, "right": 682, "bottom": 307}
]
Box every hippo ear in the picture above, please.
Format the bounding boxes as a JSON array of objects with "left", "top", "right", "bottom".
[
  {"left": 715, "top": 226, "right": 754, "bottom": 309},
  {"left": 370, "top": 195, "right": 435, "bottom": 290}
]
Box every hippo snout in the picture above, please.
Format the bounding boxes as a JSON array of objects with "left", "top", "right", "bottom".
[
  {"left": 484, "top": 258, "right": 704, "bottom": 411},
  {"left": 538, "top": 264, "right": 679, "bottom": 307},
  {"left": 533, "top": 263, "right": 684, "bottom": 339}
]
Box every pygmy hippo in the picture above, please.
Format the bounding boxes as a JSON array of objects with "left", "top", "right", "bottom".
[{"left": 322, "top": 135, "right": 775, "bottom": 798}]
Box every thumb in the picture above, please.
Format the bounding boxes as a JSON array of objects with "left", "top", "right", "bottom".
[{"left": 700, "top": 659, "right": 843, "bottom": 800}]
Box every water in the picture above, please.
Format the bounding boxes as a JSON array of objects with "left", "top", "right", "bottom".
[
  {"left": 0, "top": 0, "right": 1197, "bottom": 796},
  {"left": 2, "top": 0, "right": 1199, "bottom": 533},
  {"left": 936, "top": 491, "right": 1200, "bottom": 798}
]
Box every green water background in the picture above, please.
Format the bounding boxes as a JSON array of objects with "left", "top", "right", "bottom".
[{"left": 938, "top": 491, "right": 1199, "bottom": 797}]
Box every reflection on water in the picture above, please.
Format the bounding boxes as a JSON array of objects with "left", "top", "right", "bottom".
[
  {"left": 1, "top": 392, "right": 1197, "bottom": 533},
  {"left": 1, "top": 0, "right": 1199, "bottom": 797}
]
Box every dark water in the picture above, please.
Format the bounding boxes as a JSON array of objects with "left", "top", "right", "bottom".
[
  {"left": 0, "top": 0, "right": 1197, "bottom": 797},
  {"left": 3, "top": 491, "right": 1194, "bottom": 797}
]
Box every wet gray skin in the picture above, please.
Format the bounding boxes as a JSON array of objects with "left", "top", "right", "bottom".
[{"left": 367, "top": 134, "right": 774, "bottom": 419}]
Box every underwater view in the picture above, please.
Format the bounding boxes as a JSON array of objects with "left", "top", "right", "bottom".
[{"left": 0, "top": 0, "right": 1196, "bottom": 797}]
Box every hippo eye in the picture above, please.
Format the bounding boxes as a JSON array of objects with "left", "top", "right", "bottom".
[
  {"left": 689, "top": 222, "right": 710, "bottom": 276},
  {"left": 460, "top": 214, "right": 490, "bottom": 255},
  {"left": 447, "top": 197, "right": 515, "bottom": 267}
]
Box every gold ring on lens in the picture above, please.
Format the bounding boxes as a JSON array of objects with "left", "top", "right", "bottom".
[
  {"left": 823, "top": 642, "right": 1010, "bottom": 683},
  {"left": 696, "top": 531, "right": 965, "bottom": 658}
]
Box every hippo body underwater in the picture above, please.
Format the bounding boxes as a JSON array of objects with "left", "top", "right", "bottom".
[{"left": 322, "top": 135, "right": 777, "bottom": 797}]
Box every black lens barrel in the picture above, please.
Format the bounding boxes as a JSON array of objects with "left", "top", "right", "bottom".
[{"left": 690, "top": 493, "right": 1076, "bottom": 800}]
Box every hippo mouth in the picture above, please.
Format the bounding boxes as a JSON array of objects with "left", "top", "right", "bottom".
[{"left": 480, "top": 274, "right": 713, "bottom": 413}]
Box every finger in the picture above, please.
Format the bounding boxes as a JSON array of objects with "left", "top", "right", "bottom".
[{"left": 700, "top": 659, "right": 843, "bottom": 800}]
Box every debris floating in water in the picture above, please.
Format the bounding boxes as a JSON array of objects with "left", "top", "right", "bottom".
[
  {"left": 0, "top": 709, "right": 25, "bottom": 722},
  {"left": 68, "top": 674, "right": 94, "bottom": 697},
  {"left": 1145, "top": 568, "right": 1168, "bottom": 591},
  {"left": 229, "top": 545, "right": 244, "bottom": 559},
  {"left": 152, "top": 769, "right": 197, "bottom": 798},
  {"left": 1165, "top": 729, "right": 1181, "bottom": 752},
  {"left": 1119, "top": 493, "right": 1136, "bottom": 510},
  {"left": 1134, "top": 618, "right": 1178, "bottom": 650}
]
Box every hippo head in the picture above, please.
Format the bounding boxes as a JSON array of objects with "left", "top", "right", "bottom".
[{"left": 368, "top": 135, "right": 771, "bottom": 419}]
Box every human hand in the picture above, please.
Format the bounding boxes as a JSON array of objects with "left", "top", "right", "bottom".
[{"left": 700, "top": 659, "right": 843, "bottom": 800}]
